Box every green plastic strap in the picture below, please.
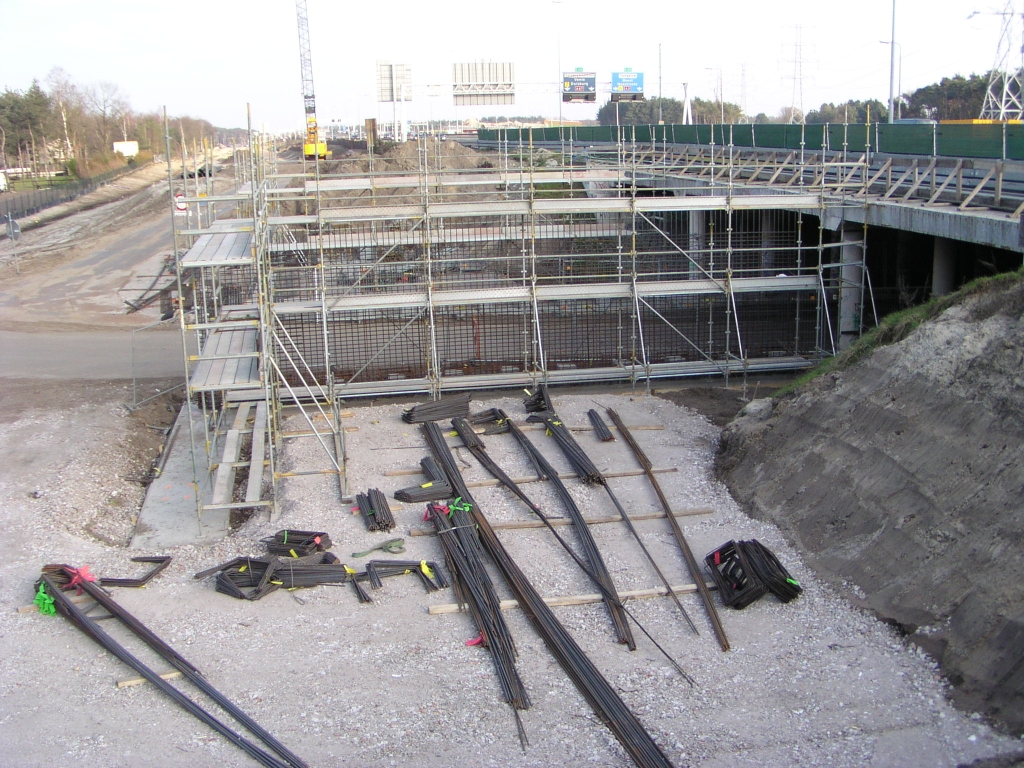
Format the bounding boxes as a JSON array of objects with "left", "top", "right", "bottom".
[
  {"left": 351, "top": 538, "right": 406, "bottom": 558},
  {"left": 34, "top": 583, "right": 55, "bottom": 616}
]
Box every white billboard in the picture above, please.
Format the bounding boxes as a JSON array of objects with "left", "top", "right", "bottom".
[
  {"left": 453, "top": 61, "right": 515, "bottom": 106},
  {"left": 113, "top": 141, "right": 140, "bottom": 158},
  {"left": 377, "top": 62, "right": 412, "bottom": 103}
]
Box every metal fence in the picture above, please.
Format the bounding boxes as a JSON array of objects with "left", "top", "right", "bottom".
[
  {"left": 0, "top": 163, "right": 143, "bottom": 222},
  {"left": 478, "top": 122, "right": 1024, "bottom": 161}
]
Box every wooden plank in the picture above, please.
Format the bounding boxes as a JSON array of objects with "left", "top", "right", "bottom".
[
  {"left": 408, "top": 507, "right": 714, "bottom": 537},
  {"left": 429, "top": 581, "right": 717, "bottom": 615},
  {"left": 18, "top": 594, "right": 92, "bottom": 613},
  {"left": 117, "top": 670, "right": 183, "bottom": 689},
  {"left": 211, "top": 404, "right": 251, "bottom": 505},
  {"left": 245, "top": 402, "right": 268, "bottom": 503}
]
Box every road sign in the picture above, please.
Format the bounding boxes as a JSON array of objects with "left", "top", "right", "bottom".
[
  {"left": 174, "top": 192, "right": 187, "bottom": 214},
  {"left": 5, "top": 214, "right": 20, "bottom": 242},
  {"left": 562, "top": 72, "right": 596, "bottom": 102},
  {"left": 611, "top": 71, "right": 645, "bottom": 102}
]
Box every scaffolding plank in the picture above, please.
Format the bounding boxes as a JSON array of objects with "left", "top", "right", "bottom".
[
  {"left": 268, "top": 222, "right": 632, "bottom": 252},
  {"left": 245, "top": 401, "right": 268, "bottom": 503},
  {"left": 179, "top": 231, "right": 254, "bottom": 267},
  {"left": 307, "top": 168, "right": 623, "bottom": 193},
  {"left": 269, "top": 275, "right": 820, "bottom": 315},
  {"left": 319, "top": 193, "right": 822, "bottom": 222},
  {"left": 190, "top": 328, "right": 260, "bottom": 391},
  {"left": 211, "top": 404, "right": 251, "bottom": 506}
]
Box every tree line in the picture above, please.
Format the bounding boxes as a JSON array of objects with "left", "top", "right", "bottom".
[
  {"left": 597, "top": 72, "right": 991, "bottom": 126},
  {"left": 0, "top": 68, "right": 245, "bottom": 179}
]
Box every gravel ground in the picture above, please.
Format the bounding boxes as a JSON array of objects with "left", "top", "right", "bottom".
[{"left": 1, "top": 388, "right": 1021, "bottom": 767}]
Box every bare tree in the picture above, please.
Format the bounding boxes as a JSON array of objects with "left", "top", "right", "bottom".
[
  {"left": 85, "top": 81, "right": 129, "bottom": 152},
  {"left": 46, "top": 67, "right": 82, "bottom": 161}
]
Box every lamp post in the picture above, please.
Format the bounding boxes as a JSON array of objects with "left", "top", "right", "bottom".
[
  {"left": 887, "top": 0, "right": 896, "bottom": 123},
  {"left": 705, "top": 67, "right": 724, "bottom": 123},
  {"left": 880, "top": 40, "right": 902, "bottom": 120},
  {"left": 554, "top": 0, "right": 563, "bottom": 129}
]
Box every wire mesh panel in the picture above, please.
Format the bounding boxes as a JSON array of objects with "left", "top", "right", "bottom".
[
  {"left": 640, "top": 294, "right": 725, "bottom": 364},
  {"left": 434, "top": 301, "right": 534, "bottom": 376},
  {"left": 276, "top": 314, "right": 327, "bottom": 385},
  {"left": 328, "top": 308, "right": 430, "bottom": 384},
  {"left": 536, "top": 297, "right": 633, "bottom": 371}
]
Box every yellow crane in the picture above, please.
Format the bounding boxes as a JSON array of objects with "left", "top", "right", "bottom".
[{"left": 295, "top": 0, "right": 330, "bottom": 160}]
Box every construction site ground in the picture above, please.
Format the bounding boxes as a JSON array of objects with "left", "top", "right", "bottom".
[{"left": 0, "top": 152, "right": 1022, "bottom": 768}]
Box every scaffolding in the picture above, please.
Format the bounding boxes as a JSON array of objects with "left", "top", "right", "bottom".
[{"left": 165, "top": 117, "right": 869, "bottom": 521}]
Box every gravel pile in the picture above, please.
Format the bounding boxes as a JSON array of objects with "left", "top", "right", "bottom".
[{"left": 0, "top": 388, "right": 1020, "bottom": 767}]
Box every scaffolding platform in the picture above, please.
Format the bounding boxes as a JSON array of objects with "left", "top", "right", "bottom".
[
  {"left": 190, "top": 328, "right": 261, "bottom": 391},
  {"left": 179, "top": 229, "right": 254, "bottom": 268}
]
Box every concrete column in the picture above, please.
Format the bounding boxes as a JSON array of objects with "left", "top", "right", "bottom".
[
  {"left": 688, "top": 210, "right": 705, "bottom": 278},
  {"left": 932, "top": 236, "right": 956, "bottom": 297},
  {"left": 839, "top": 223, "right": 863, "bottom": 351}
]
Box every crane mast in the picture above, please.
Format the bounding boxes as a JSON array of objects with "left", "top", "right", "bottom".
[{"left": 295, "top": 0, "right": 329, "bottom": 160}]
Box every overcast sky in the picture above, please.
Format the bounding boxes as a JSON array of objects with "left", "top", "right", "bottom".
[{"left": 0, "top": 0, "right": 1010, "bottom": 131}]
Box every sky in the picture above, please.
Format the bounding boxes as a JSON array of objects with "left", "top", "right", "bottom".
[{"left": 0, "top": 0, "right": 1011, "bottom": 132}]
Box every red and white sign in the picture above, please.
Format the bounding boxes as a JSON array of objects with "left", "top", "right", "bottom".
[{"left": 174, "top": 192, "right": 187, "bottom": 214}]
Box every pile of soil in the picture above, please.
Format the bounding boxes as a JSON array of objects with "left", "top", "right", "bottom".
[{"left": 716, "top": 273, "right": 1024, "bottom": 734}]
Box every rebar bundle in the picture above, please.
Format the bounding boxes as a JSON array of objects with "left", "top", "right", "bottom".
[
  {"left": 522, "top": 384, "right": 552, "bottom": 413},
  {"left": 421, "top": 422, "right": 676, "bottom": 768},
  {"left": 393, "top": 456, "right": 453, "bottom": 502},
  {"left": 363, "top": 559, "right": 448, "bottom": 592},
  {"left": 368, "top": 488, "right": 395, "bottom": 530},
  {"left": 356, "top": 489, "right": 396, "bottom": 532},
  {"left": 427, "top": 499, "right": 532, "bottom": 742},
  {"left": 739, "top": 540, "right": 802, "bottom": 603},
  {"left": 587, "top": 409, "right": 615, "bottom": 441},
  {"left": 262, "top": 530, "right": 332, "bottom": 557},
  {"left": 705, "top": 539, "right": 801, "bottom": 608},
  {"left": 536, "top": 411, "right": 699, "bottom": 636},
  {"left": 703, "top": 541, "right": 766, "bottom": 609},
  {"left": 401, "top": 393, "right": 471, "bottom": 423},
  {"left": 450, "top": 417, "right": 694, "bottom": 684},
  {"left": 39, "top": 567, "right": 307, "bottom": 768},
  {"left": 459, "top": 412, "right": 634, "bottom": 647},
  {"left": 606, "top": 408, "right": 730, "bottom": 651}
]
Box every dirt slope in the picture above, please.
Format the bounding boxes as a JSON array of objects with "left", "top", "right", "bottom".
[{"left": 717, "top": 272, "right": 1024, "bottom": 735}]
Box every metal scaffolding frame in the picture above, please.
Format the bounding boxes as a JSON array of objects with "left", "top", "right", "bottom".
[{"left": 166, "top": 119, "right": 869, "bottom": 517}]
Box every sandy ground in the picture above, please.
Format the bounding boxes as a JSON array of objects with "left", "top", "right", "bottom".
[
  {"left": 0, "top": 150, "right": 1022, "bottom": 767},
  {"left": 1, "top": 388, "right": 1021, "bottom": 767}
]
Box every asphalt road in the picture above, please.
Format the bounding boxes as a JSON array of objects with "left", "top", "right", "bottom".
[{"left": 0, "top": 329, "right": 187, "bottom": 379}]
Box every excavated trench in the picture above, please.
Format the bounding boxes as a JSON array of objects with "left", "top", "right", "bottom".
[{"left": 716, "top": 272, "right": 1024, "bottom": 735}]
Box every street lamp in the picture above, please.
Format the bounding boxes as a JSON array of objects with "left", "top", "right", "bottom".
[
  {"left": 880, "top": 40, "right": 902, "bottom": 120},
  {"left": 705, "top": 67, "right": 724, "bottom": 123},
  {"left": 886, "top": 0, "right": 896, "bottom": 123}
]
